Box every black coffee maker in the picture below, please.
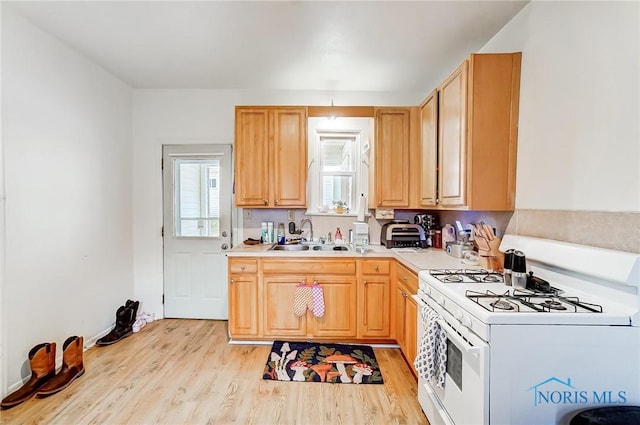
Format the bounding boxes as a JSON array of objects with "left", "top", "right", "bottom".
[{"left": 414, "top": 214, "right": 438, "bottom": 247}]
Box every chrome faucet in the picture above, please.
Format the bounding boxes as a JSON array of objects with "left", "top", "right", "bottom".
[{"left": 299, "top": 218, "right": 313, "bottom": 241}]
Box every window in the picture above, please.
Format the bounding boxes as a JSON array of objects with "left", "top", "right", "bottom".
[
  {"left": 320, "top": 135, "right": 356, "bottom": 208},
  {"left": 307, "top": 117, "right": 372, "bottom": 214},
  {"left": 174, "top": 159, "right": 221, "bottom": 237}
]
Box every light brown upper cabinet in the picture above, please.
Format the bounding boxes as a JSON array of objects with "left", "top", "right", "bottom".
[
  {"left": 234, "top": 107, "right": 307, "bottom": 207},
  {"left": 419, "top": 90, "right": 438, "bottom": 207},
  {"left": 372, "top": 108, "right": 421, "bottom": 209},
  {"left": 421, "top": 52, "right": 522, "bottom": 211}
]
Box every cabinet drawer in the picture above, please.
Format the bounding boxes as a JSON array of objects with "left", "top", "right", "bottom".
[
  {"left": 361, "top": 259, "right": 391, "bottom": 275},
  {"left": 396, "top": 263, "right": 418, "bottom": 293},
  {"left": 263, "top": 259, "right": 356, "bottom": 275},
  {"left": 229, "top": 258, "right": 258, "bottom": 274}
]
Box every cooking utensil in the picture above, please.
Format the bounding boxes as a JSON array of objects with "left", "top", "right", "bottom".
[
  {"left": 473, "top": 223, "right": 492, "bottom": 252},
  {"left": 481, "top": 222, "right": 495, "bottom": 241}
]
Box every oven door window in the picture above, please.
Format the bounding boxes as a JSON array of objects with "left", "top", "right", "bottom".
[{"left": 446, "top": 338, "right": 463, "bottom": 390}]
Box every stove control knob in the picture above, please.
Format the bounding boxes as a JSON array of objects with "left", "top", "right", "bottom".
[
  {"left": 461, "top": 316, "right": 472, "bottom": 328},
  {"left": 435, "top": 295, "right": 445, "bottom": 306}
]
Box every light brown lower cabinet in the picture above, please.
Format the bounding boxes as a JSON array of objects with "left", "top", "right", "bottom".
[
  {"left": 261, "top": 258, "right": 357, "bottom": 339},
  {"left": 228, "top": 258, "right": 259, "bottom": 337},
  {"left": 227, "top": 256, "right": 415, "bottom": 362},
  {"left": 396, "top": 263, "right": 418, "bottom": 374},
  {"left": 358, "top": 259, "right": 392, "bottom": 338}
]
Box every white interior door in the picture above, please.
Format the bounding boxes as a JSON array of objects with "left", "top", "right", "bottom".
[{"left": 162, "top": 144, "right": 232, "bottom": 319}]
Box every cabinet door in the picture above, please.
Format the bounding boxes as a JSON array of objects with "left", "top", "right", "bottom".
[
  {"left": 263, "top": 276, "right": 306, "bottom": 337},
  {"left": 272, "top": 108, "right": 307, "bottom": 207},
  {"left": 405, "top": 294, "right": 418, "bottom": 374},
  {"left": 228, "top": 274, "right": 259, "bottom": 337},
  {"left": 311, "top": 276, "right": 357, "bottom": 338},
  {"left": 439, "top": 61, "right": 468, "bottom": 208},
  {"left": 359, "top": 276, "right": 391, "bottom": 337},
  {"left": 395, "top": 284, "right": 407, "bottom": 352},
  {"left": 374, "top": 108, "right": 410, "bottom": 207},
  {"left": 420, "top": 90, "right": 438, "bottom": 207},
  {"left": 235, "top": 108, "right": 270, "bottom": 207}
]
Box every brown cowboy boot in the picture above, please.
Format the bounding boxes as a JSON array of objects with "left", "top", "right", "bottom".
[
  {"left": 1, "top": 342, "right": 56, "bottom": 409},
  {"left": 36, "top": 336, "right": 85, "bottom": 398}
]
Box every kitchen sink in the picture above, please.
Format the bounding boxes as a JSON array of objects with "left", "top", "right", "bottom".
[
  {"left": 268, "top": 243, "right": 352, "bottom": 252},
  {"left": 269, "top": 244, "right": 310, "bottom": 251},
  {"left": 312, "top": 244, "right": 351, "bottom": 252}
]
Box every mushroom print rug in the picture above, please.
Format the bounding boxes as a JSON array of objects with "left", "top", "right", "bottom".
[{"left": 262, "top": 341, "right": 383, "bottom": 384}]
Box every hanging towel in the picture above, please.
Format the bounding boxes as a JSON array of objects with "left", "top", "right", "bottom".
[
  {"left": 414, "top": 303, "right": 447, "bottom": 389},
  {"left": 293, "top": 284, "right": 325, "bottom": 317},
  {"left": 311, "top": 286, "right": 325, "bottom": 317}
]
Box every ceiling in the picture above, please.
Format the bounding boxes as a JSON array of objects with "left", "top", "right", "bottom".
[{"left": 5, "top": 1, "right": 528, "bottom": 94}]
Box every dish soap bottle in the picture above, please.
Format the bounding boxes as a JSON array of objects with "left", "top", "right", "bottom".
[{"left": 335, "top": 227, "right": 343, "bottom": 244}]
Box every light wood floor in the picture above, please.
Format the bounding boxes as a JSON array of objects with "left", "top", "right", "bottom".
[{"left": 0, "top": 319, "right": 429, "bottom": 425}]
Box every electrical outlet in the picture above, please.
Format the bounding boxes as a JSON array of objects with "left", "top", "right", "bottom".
[
  {"left": 244, "top": 209, "right": 252, "bottom": 220},
  {"left": 287, "top": 210, "right": 295, "bottom": 222}
]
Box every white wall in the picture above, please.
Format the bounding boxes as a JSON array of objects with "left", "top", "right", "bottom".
[
  {"left": 132, "top": 90, "right": 419, "bottom": 318},
  {"left": 1, "top": 8, "right": 133, "bottom": 390},
  {"left": 480, "top": 1, "right": 640, "bottom": 212}
]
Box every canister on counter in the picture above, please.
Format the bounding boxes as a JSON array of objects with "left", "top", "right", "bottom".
[{"left": 433, "top": 230, "right": 442, "bottom": 249}]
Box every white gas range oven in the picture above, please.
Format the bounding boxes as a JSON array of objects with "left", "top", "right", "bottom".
[{"left": 414, "top": 235, "right": 640, "bottom": 425}]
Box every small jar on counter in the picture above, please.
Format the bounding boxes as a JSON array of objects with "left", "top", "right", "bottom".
[{"left": 433, "top": 230, "right": 442, "bottom": 249}]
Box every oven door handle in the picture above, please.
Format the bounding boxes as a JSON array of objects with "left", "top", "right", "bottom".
[{"left": 436, "top": 319, "right": 480, "bottom": 357}]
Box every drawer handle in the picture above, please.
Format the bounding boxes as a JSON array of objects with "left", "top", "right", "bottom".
[
  {"left": 402, "top": 275, "right": 408, "bottom": 281},
  {"left": 374, "top": 266, "right": 379, "bottom": 272},
  {"left": 240, "top": 265, "right": 246, "bottom": 271}
]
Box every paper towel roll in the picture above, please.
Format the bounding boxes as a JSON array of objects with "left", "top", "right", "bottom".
[{"left": 357, "top": 194, "right": 367, "bottom": 222}]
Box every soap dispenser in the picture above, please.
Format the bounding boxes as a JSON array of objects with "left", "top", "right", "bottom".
[
  {"left": 335, "top": 227, "right": 343, "bottom": 244},
  {"left": 277, "top": 222, "right": 285, "bottom": 245}
]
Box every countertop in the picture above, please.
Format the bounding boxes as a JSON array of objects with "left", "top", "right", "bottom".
[{"left": 227, "top": 243, "right": 471, "bottom": 274}]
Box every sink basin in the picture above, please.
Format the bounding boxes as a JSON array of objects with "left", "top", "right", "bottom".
[
  {"left": 269, "top": 244, "right": 310, "bottom": 251},
  {"left": 312, "top": 244, "right": 351, "bottom": 252}
]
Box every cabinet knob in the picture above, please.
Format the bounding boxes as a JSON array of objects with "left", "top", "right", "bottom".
[
  {"left": 313, "top": 280, "right": 319, "bottom": 285},
  {"left": 378, "top": 201, "right": 382, "bottom": 206},
  {"left": 374, "top": 266, "right": 379, "bottom": 272},
  {"left": 264, "top": 200, "right": 268, "bottom": 205},
  {"left": 301, "top": 280, "right": 306, "bottom": 285},
  {"left": 274, "top": 199, "right": 279, "bottom": 205},
  {"left": 402, "top": 275, "right": 408, "bottom": 281},
  {"left": 240, "top": 265, "right": 246, "bottom": 271},
  {"left": 230, "top": 279, "right": 235, "bottom": 284},
  {"left": 402, "top": 292, "right": 407, "bottom": 298},
  {"left": 363, "top": 280, "right": 368, "bottom": 285}
]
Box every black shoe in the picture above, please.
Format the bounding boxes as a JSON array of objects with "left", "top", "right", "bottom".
[{"left": 96, "top": 305, "right": 135, "bottom": 346}]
